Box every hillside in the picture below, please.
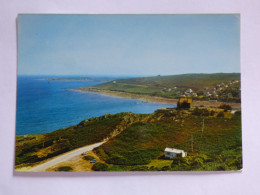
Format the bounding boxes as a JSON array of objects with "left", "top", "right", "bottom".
[
  {"left": 16, "top": 107, "right": 242, "bottom": 171},
  {"left": 95, "top": 108, "right": 241, "bottom": 171},
  {"left": 15, "top": 112, "right": 148, "bottom": 167},
  {"left": 80, "top": 73, "right": 241, "bottom": 102}
]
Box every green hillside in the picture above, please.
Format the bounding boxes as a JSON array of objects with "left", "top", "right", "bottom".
[
  {"left": 16, "top": 107, "right": 242, "bottom": 171},
  {"left": 83, "top": 73, "right": 241, "bottom": 102},
  {"left": 95, "top": 109, "right": 242, "bottom": 171}
]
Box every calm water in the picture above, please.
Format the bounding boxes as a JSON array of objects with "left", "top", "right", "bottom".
[{"left": 16, "top": 76, "right": 175, "bottom": 135}]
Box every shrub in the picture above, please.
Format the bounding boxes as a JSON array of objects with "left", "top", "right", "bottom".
[
  {"left": 171, "top": 157, "right": 182, "bottom": 166},
  {"left": 84, "top": 155, "right": 95, "bottom": 160},
  {"left": 130, "top": 166, "right": 150, "bottom": 171},
  {"left": 210, "top": 110, "right": 215, "bottom": 116},
  {"left": 177, "top": 101, "right": 190, "bottom": 109},
  {"left": 192, "top": 107, "right": 202, "bottom": 116},
  {"left": 190, "top": 157, "right": 204, "bottom": 168},
  {"left": 92, "top": 162, "right": 108, "bottom": 171},
  {"left": 161, "top": 166, "right": 171, "bottom": 171},
  {"left": 192, "top": 108, "right": 210, "bottom": 116},
  {"left": 56, "top": 166, "right": 72, "bottom": 172},
  {"left": 219, "top": 104, "right": 232, "bottom": 112},
  {"left": 202, "top": 109, "right": 210, "bottom": 116},
  {"left": 234, "top": 110, "right": 241, "bottom": 116},
  {"left": 217, "top": 111, "right": 224, "bottom": 117},
  {"left": 216, "top": 165, "right": 226, "bottom": 171}
]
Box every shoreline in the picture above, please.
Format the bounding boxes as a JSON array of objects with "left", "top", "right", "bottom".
[{"left": 73, "top": 88, "right": 241, "bottom": 108}]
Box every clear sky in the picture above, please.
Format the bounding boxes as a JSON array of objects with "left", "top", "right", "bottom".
[{"left": 18, "top": 14, "right": 240, "bottom": 76}]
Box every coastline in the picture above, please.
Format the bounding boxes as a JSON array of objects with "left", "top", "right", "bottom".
[{"left": 73, "top": 87, "right": 241, "bottom": 108}]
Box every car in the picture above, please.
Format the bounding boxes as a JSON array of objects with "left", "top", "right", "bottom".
[
  {"left": 90, "top": 159, "right": 96, "bottom": 163},
  {"left": 81, "top": 152, "right": 88, "bottom": 155}
]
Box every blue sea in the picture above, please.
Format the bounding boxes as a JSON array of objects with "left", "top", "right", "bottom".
[{"left": 16, "top": 76, "right": 175, "bottom": 135}]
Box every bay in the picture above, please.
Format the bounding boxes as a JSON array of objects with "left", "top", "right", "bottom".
[{"left": 16, "top": 75, "right": 175, "bottom": 135}]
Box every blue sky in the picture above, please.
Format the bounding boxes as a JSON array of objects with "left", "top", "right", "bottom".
[{"left": 18, "top": 14, "right": 240, "bottom": 76}]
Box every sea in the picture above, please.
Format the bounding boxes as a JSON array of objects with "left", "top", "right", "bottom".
[{"left": 16, "top": 75, "right": 175, "bottom": 135}]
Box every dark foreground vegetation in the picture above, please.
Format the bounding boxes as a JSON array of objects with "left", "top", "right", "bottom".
[{"left": 16, "top": 105, "right": 242, "bottom": 171}]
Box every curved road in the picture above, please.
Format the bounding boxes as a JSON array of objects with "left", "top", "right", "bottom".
[{"left": 29, "top": 142, "right": 104, "bottom": 172}]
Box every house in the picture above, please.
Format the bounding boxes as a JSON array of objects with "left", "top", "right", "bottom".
[
  {"left": 113, "top": 81, "right": 117, "bottom": 84},
  {"left": 205, "top": 92, "right": 211, "bottom": 96},
  {"left": 164, "top": 147, "right": 187, "bottom": 159},
  {"left": 177, "top": 97, "right": 193, "bottom": 108},
  {"left": 209, "top": 89, "right": 216, "bottom": 94},
  {"left": 186, "top": 88, "right": 193, "bottom": 93},
  {"left": 192, "top": 93, "right": 197, "bottom": 97}
]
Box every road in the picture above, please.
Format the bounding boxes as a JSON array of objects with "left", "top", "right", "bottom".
[{"left": 29, "top": 142, "right": 104, "bottom": 172}]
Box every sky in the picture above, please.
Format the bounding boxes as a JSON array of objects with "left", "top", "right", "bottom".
[{"left": 18, "top": 14, "right": 240, "bottom": 76}]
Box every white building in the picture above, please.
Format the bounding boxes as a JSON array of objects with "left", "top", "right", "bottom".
[
  {"left": 186, "top": 88, "right": 193, "bottom": 93},
  {"left": 164, "top": 147, "right": 187, "bottom": 159},
  {"left": 205, "top": 92, "right": 211, "bottom": 96}
]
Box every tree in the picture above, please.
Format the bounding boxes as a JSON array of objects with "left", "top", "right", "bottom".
[
  {"left": 92, "top": 162, "right": 108, "bottom": 171},
  {"left": 219, "top": 104, "right": 232, "bottom": 112},
  {"left": 217, "top": 111, "right": 224, "bottom": 117}
]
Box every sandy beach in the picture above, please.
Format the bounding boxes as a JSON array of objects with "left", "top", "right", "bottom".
[{"left": 73, "top": 88, "right": 241, "bottom": 109}]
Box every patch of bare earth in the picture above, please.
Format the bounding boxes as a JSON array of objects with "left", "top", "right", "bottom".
[{"left": 46, "top": 151, "right": 104, "bottom": 172}]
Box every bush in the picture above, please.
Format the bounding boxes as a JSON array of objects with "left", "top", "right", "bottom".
[
  {"left": 130, "top": 166, "right": 150, "bottom": 171},
  {"left": 84, "top": 155, "right": 95, "bottom": 160},
  {"left": 192, "top": 107, "right": 202, "bottom": 116},
  {"left": 92, "top": 162, "right": 108, "bottom": 171},
  {"left": 219, "top": 104, "right": 232, "bottom": 112},
  {"left": 177, "top": 101, "right": 190, "bottom": 109},
  {"left": 234, "top": 110, "right": 241, "bottom": 116},
  {"left": 190, "top": 157, "right": 204, "bottom": 168},
  {"left": 161, "top": 166, "right": 171, "bottom": 171},
  {"left": 217, "top": 111, "right": 224, "bottom": 117},
  {"left": 56, "top": 166, "right": 72, "bottom": 172},
  {"left": 202, "top": 109, "right": 210, "bottom": 116},
  {"left": 171, "top": 157, "right": 182, "bottom": 166},
  {"left": 192, "top": 108, "right": 210, "bottom": 116}
]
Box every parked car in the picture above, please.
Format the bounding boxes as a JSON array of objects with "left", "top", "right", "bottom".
[
  {"left": 90, "top": 159, "right": 96, "bottom": 163},
  {"left": 81, "top": 152, "right": 88, "bottom": 155}
]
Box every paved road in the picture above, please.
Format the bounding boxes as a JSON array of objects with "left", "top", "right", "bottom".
[{"left": 29, "top": 142, "right": 104, "bottom": 172}]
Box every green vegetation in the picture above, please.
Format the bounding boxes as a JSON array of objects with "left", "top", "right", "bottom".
[
  {"left": 15, "top": 113, "right": 137, "bottom": 166},
  {"left": 56, "top": 166, "right": 73, "bottom": 172},
  {"left": 219, "top": 104, "right": 232, "bottom": 111},
  {"left": 83, "top": 155, "right": 95, "bottom": 161},
  {"left": 16, "top": 107, "right": 242, "bottom": 171},
  {"left": 92, "top": 162, "right": 109, "bottom": 171},
  {"left": 95, "top": 108, "right": 242, "bottom": 171},
  {"left": 83, "top": 73, "right": 240, "bottom": 102}
]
